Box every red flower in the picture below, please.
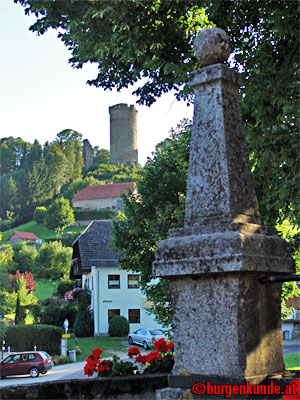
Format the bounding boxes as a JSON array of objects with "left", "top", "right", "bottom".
[
  {"left": 146, "top": 351, "right": 161, "bottom": 363},
  {"left": 84, "top": 359, "right": 96, "bottom": 376},
  {"left": 92, "top": 348, "right": 102, "bottom": 359},
  {"left": 134, "top": 354, "right": 147, "bottom": 365},
  {"left": 97, "top": 359, "right": 111, "bottom": 372},
  {"left": 154, "top": 338, "right": 168, "bottom": 353},
  {"left": 168, "top": 341, "right": 174, "bottom": 351},
  {"left": 127, "top": 346, "right": 140, "bottom": 358}
]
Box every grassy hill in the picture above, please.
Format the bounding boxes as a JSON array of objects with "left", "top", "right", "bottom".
[{"left": 1, "top": 221, "right": 87, "bottom": 243}]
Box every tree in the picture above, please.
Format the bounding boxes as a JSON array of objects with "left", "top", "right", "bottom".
[
  {"left": 12, "top": 243, "right": 37, "bottom": 274},
  {"left": 45, "top": 197, "right": 75, "bottom": 237},
  {"left": 15, "top": 0, "right": 212, "bottom": 106},
  {"left": 33, "top": 241, "right": 73, "bottom": 279},
  {"left": 14, "top": 294, "right": 25, "bottom": 324},
  {"left": 33, "top": 206, "right": 47, "bottom": 224},
  {"left": 73, "top": 288, "right": 94, "bottom": 337},
  {"left": 112, "top": 121, "right": 191, "bottom": 326}
]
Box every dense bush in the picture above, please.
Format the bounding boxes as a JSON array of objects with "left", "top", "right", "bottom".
[
  {"left": 33, "top": 206, "right": 47, "bottom": 224},
  {"left": 40, "top": 304, "right": 77, "bottom": 329},
  {"left": 73, "top": 289, "right": 94, "bottom": 337},
  {"left": 30, "top": 303, "right": 42, "bottom": 323},
  {"left": 33, "top": 241, "right": 72, "bottom": 279},
  {"left": 6, "top": 324, "right": 62, "bottom": 355},
  {"left": 56, "top": 279, "right": 76, "bottom": 297},
  {"left": 74, "top": 209, "right": 114, "bottom": 221},
  {"left": 12, "top": 243, "right": 37, "bottom": 274},
  {"left": 108, "top": 316, "right": 129, "bottom": 337}
]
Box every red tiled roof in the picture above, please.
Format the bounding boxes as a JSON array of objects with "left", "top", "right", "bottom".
[
  {"left": 73, "top": 182, "right": 136, "bottom": 202},
  {"left": 8, "top": 231, "right": 40, "bottom": 241}
]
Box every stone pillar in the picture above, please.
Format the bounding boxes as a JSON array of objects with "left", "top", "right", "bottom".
[{"left": 153, "top": 27, "right": 295, "bottom": 391}]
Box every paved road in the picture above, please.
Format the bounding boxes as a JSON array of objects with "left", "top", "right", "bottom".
[
  {"left": 0, "top": 347, "right": 150, "bottom": 388},
  {"left": 1, "top": 342, "right": 299, "bottom": 388},
  {"left": 283, "top": 340, "right": 300, "bottom": 355}
]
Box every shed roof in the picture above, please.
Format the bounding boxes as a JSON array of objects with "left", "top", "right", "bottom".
[
  {"left": 7, "top": 231, "right": 40, "bottom": 241},
  {"left": 73, "top": 182, "right": 136, "bottom": 202}
]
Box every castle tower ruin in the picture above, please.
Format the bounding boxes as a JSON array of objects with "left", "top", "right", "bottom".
[
  {"left": 109, "top": 103, "right": 138, "bottom": 164},
  {"left": 82, "top": 139, "right": 94, "bottom": 171}
]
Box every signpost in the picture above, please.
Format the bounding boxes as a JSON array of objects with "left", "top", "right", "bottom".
[{"left": 61, "top": 319, "right": 69, "bottom": 357}]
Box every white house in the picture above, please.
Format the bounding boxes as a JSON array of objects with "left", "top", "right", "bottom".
[
  {"left": 70, "top": 220, "right": 162, "bottom": 335},
  {"left": 72, "top": 182, "right": 136, "bottom": 210}
]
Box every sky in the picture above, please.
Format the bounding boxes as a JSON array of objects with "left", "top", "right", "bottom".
[{"left": 0, "top": 0, "right": 193, "bottom": 166}]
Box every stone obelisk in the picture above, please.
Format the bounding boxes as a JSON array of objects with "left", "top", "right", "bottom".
[{"left": 153, "top": 27, "right": 294, "bottom": 392}]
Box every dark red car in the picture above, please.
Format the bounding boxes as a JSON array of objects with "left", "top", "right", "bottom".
[{"left": 0, "top": 351, "right": 53, "bottom": 378}]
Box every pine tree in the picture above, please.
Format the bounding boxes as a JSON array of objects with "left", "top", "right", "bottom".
[
  {"left": 73, "top": 288, "right": 94, "bottom": 337},
  {"left": 15, "top": 294, "right": 25, "bottom": 324}
]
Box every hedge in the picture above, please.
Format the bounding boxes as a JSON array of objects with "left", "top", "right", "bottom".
[
  {"left": 6, "top": 324, "right": 62, "bottom": 355},
  {"left": 73, "top": 209, "right": 114, "bottom": 220}
]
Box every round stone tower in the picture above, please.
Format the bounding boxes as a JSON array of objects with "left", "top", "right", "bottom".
[{"left": 109, "top": 103, "right": 138, "bottom": 164}]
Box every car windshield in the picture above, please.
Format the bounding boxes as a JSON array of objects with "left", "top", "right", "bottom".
[{"left": 149, "top": 330, "right": 163, "bottom": 335}]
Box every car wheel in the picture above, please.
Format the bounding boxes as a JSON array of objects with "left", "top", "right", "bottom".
[
  {"left": 143, "top": 341, "right": 149, "bottom": 350},
  {"left": 128, "top": 336, "right": 133, "bottom": 345},
  {"left": 29, "top": 367, "right": 39, "bottom": 378},
  {"left": 1, "top": 376, "right": 6, "bottom": 379},
  {"left": 41, "top": 371, "right": 47, "bottom": 375}
]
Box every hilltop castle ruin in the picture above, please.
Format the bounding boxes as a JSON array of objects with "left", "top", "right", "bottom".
[{"left": 82, "top": 103, "right": 138, "bottom": 170}]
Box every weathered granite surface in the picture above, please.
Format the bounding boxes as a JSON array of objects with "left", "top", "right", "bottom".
[
  {"left": 153, "top": 27, "right": 295, "bottom": 385},
  {"left": 0, "top": 375, "right": 168, "bottom": 400}
]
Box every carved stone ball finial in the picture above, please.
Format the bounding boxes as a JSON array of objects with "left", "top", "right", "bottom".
[{"left": 193, "top": 27, "right": 231, "bottom": 66}]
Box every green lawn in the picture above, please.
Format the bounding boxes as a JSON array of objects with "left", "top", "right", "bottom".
[
  {"left": 284, "top": 353, "right": 300, "bottom": 370},
  {"left": 35, "top": 279, "right": 61, "bottom": 301},
  {"left": 67, "top": 336, "right": 128, "bottom": 361},
  {"left": 1, "top": 221, "right": 87, "bottom": 242}
]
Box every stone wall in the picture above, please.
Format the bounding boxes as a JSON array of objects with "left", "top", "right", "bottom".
[{"left": 0, "top": 375, "right": 168, "bottom": 400}]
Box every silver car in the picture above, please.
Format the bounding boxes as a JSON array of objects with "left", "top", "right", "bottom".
[{"left": 128, "top": 329, "right": 166, "bottom": 349}]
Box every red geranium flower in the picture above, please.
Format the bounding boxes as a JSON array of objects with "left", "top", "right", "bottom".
[
  {"left": 127, "top": 346, "right": 140, "bottom": 358},
  {"left": 92, "top": 348, "right": 102, "bottom": 359},
  {"left": 134, "top": 354, "right": 147, "bottom": 365},
  {"left": 168, "top": 341, "right": 174, "bottom": 351},
  {"left": 97, "top": 359, "right": 111, "bottom": 372},
  {"left": 154, "top": 338, "right": 168, "bottom": 353},
  {"left": 146, "top": 351, "right": 161, "bottom": 363},
  {"left": 84, "top": 359, "right": 96, "bottom": 376}
]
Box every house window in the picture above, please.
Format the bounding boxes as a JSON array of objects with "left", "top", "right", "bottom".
[
  {"left": 108, "top": 275, "right": 120, "bottom": 288},
  {"left": 108, "top": 309, "right": 120, "bottom": 322},
  {"left": 128, "top": 274, "right": 139, "bottom": 289},
  {"left": 128, "top": 309, "right": 140, "bottom": 323}
]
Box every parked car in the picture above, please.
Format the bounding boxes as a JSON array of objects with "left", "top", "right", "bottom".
[
  {"left": 128, "top": 329, "right": 167, "bottom": 349},
  {"left": 0, "top": 351, "right": 53, "bottom": 378}
]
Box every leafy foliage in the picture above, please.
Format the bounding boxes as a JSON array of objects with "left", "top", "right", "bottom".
[
  {"left": 108, "top": 316, "right": 129, "bottom": 337},
  {"left": 45, "top": 197, "right": 75, "bottom": 237},
  {"left": 15, "top": 0, "right": 213, "bottom": 106},
  {"left": 33, "top": 241, "right": 72, "bottom": 279},
  {"left": 112, "top": 121, "right": 191, "bottom": 326},
  {"left": 33, "top": 206, "right": 47, "bottom": 224},
  {"left": 14, "top": 294, "right": 25, "bottom": 324},
  {"left": 12, "top": 243, "right": 37, "bottom": 274},
  {"left": 73, "top": 288, "right": 94, "bottom": 337},
  {"left": 40, "top": 304, "right": 77, "bottom": 330},
  {"left": 6, "top": 324, "right": 62, "bottom": 355}
]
